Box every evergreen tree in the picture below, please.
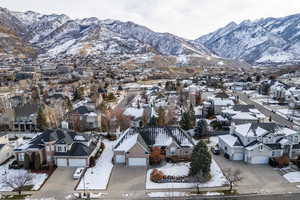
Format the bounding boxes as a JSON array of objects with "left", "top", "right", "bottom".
[
  {"left": 73, "top": 87, "right": 83, "bottom": 101},
  {"left": 24, "top": 154, "right": 30, "bottom": 170},
  {"left": 189, "top": 103, "right": 196, "bottom": 127},
  {"left": 157, "top": 107, "right": 166, "bottom": 126},
  {"left": 34, "top": 153, "right": 41, "bottom": 170},
  {"left": 189, "top": 141, "right": 212, "bottom": 179},
  {"left": 180, "top": 111, "right": 192, "bottom": 130},
  {"left": 36, "top": 106, "right": 48, "bottom": 131}
]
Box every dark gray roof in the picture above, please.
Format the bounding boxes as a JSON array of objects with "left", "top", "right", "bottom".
[
  {"left": 249, "top": 123, "right": 280, "bottom": 136},
  {"left": 233, "top": 104, "right": 256, "bottom": 112},
  {"left": 293, "top": 144, "right": 300, "bottom": 149},
  {"left": 54, "top": 142, "right": 96, "bottom": 157},
  {"left": 16, "top": 129, "right": 90, "bottom": 151},
  {"left": 73, "top": 106, "right": 93, "bottom": 115},
  {"left": 265, "top": 144, "right": 282, "bottom": 150},
  {"left": 14, "top": 103, "right": 39, "bottom": 118},
  {"left": 0, "top": 144, "right": 5, "bottom": 151}
]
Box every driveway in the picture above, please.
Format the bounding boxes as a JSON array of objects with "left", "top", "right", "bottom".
[
  {"left": 213, "top": 154, "right": 300, "bottom": 194},
  {"left": 105, "top": 165, "right": 147, "bottom": 199},
  {"left": 31, "top": 167, "right": 78, "bottom": 199}
]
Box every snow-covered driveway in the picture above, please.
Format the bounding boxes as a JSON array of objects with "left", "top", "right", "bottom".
[{"left": 76, "top": 140, "right": 115, "bottom": 190}]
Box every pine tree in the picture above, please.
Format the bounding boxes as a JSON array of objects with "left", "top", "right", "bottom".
[
  {"left": 34, "top": 153, "right": 41, "bottom": 170},
  {"left": 189, "top": 141, "right": 212, "bottom": 179},
  {"left": 36, "top": 106, "right": 48, "bottom": 131},
  {"left": 157, "top": 107, "right": 166, "bottom": 126},
  {"left": 23, "top": 153, "right": 31, "bottom": 170},
  {"left": 180, "top": 111, "right": 192, "bottom": 130},
  {"left": 189, "top": 103, "right": 196, "bottom": 128}
]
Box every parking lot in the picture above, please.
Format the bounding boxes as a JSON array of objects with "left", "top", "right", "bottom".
[{"left": 213, "top": 154, "right": 300, "bottom": 194}]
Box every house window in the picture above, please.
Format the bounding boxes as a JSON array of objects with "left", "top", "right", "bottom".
[
  {"left": 46, "top": 146, "right": 50, "bottom": 151},
  {"left": 272, "top": 151, "right": 276, "bottom": 157},
  {"left": 294, "top": 136, "right": 299, "bottom": 143},
  {"left": 18, "top": 153, "right": 24, "bottom": 161},
  {"left": 57, "top": 146, "right": 62, "bottom": 152},
  {"left": 170, "top": 147, "right": 176, "bottom": 155},
  {"left": 145, "top": 152, "right": 149, "bottom": 154}
]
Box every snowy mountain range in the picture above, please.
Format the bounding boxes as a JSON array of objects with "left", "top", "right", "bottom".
[
  {"left": 194, "top": 14, "right": 300, "bottom": 65},
  {"left": 0, "top": 7, "right": 215, "bottom": 63}
]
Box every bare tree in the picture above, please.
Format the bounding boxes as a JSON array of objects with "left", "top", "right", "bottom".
[
  {"left": 2, "top": 172, "right": 33, "bottom": 196},
  {"left": 223, "top": 168, "right": 243, "bottom": 192}
]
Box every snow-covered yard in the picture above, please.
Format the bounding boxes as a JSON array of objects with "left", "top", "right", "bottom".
[
  {"left": 0, "top": 161, "right": 48, "bottom": 192},
  {"left": 146, "top": 159, "right": 227, "bottom": 189},
  {"left": 283, "top": 172, "right": 300, "bottom": 183},
  {"left": 76, "top": 140, "right": 114, "bottom": 190}
]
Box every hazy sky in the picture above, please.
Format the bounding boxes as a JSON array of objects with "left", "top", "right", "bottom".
[{"left": 1, "top": 0, "right": 300, "bottom": 39}]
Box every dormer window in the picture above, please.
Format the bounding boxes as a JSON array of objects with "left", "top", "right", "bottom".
[{"left": 259, "top": 145, "right": 263, "bottom": 151}]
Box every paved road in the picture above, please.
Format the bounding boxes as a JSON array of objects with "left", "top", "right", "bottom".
[
  {"left": 146, "top": 193, "right": 300, "bottom": 200},
  {"left": 236, "top": 92, "right": 295, "bottom": 127}
]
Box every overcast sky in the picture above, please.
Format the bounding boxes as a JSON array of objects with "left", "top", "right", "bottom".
[{"left": 1, "top": 0, "right": 300, "bottom": 39}]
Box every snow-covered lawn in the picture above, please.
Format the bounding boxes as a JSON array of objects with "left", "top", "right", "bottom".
[
  {"left": 76, "top": 140, "right": 114, "bottom": 190},
  {"left": 0, "top": 161, "right": 48, "bottom": 192},
  {"left": 283, "top": 172, "right": 300, "bottom": 183},
  {"left": 146, "top": 159, "right": 227, "bottom": 189},
  {"left": 157, "top": 162, "right": 190, "bottom": 177}
]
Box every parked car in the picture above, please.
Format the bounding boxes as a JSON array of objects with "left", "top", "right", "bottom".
[
  {"left": 211, "top": 146, "right": 221, "bottom": 155},
  {"left": 73, "top": 167, "right": 85, "bottom": 180}
]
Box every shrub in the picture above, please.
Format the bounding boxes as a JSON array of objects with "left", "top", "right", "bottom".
[
  {"left": 150, "top": 169, "right": 165, "bottom": 182},
  {"left": 275, "top": 156, "right": 290, "bottom": 168}
]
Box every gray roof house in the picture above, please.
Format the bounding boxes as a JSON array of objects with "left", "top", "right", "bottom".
[
  {"left": 113, "top": 126, "right": 194, "bottom": 166},
  {"left": 14, "top": 129, "right": 101, "bottom": 167},
  {"left": 218, "top": 122, "right": 300, "bottom": 164}
]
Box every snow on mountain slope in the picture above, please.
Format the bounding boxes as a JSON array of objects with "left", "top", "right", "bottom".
[{"left": 195, "top": 14, "right": 300, "bottom": 65}]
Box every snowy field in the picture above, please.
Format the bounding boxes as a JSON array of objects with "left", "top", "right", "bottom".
[
  {"left": 146, "top": 159, "right": 227, "bottom": 189},
  {"left": 76, "top": 140, "right": 114, "bottom": 190},
  {"left": 0, "top": 161, "right": 48, "bottom": 192},
  {"left": 283, "top": 172, "right": 300, "bottom": 183}
]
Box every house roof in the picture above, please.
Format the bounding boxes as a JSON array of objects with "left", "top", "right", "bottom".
[
  {"left": 54, "top": 142, "right": 96, "bottom": 157},
  {"left": 219, "top": 135, "right": 242, "bottom": 147},
  {"left": 232, "top": 104, "right": 255, "bottom": 112},
  {"left": 114, "top": 126, "right": 194, "bottom": 152},
  {"left": 15, "top": 129, "right": 90, "bottom": 151},
  {"left": 73, "top": 106, "right": 94, "bottom": 115},
  {"left": 14, "top": 103, "right": 39, "bottom": 118}
]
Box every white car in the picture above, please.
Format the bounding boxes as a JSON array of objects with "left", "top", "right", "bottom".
[{"left": 73, "top": 167, "right": 85, "bottom": 180}]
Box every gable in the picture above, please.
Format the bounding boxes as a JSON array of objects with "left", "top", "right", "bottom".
[{"left": 128, "top": 142, "right": 149, "bottom": 154}]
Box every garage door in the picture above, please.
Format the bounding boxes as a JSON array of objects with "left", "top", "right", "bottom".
[
  {"left": 128, "top": 158, "right": 147, "bottom": 166},
  {"left": 251, "top": 156, "right": 269, "bottom": 164},
  {"left": 69, "top": 159, "right": 87, "bottom": 167},
  {"left": 233, "top": 153, "right": 244, "bottom": 161},
  {"left": 115, "top": 155, "right": 125, "bottom": 163},
  {"left": 56, "top": 158, "right": 67, "bottom": 167}
]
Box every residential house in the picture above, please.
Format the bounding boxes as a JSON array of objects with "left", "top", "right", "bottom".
[
  {"left": 14, "top": 129, "right": 101, "bottom": 167},
  {"left": 218, "top": 122, "right": 300, "bottom": 164},
  {"left": 13, "top": 103, "right": 39, "bottom": 132},
  {"left": 67, "top": 105, "right": 101, "bottom": 131},
  {"left": 113, "top": 126, "right": 194, "bottom": 166}
]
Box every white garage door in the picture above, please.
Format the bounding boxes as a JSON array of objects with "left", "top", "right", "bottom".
[
  {"left": 56, "top": 158, "right": 67, "bottom": 167},
  {"left": 251, "top": 156, "right": 269, "bottom": 164},
  {"left": 233, "top": 153, "right": 244, "bottom": 161},
  {"left": 69, "top": 159, "right": 87, "bottom": 167},
  {"left": 128, "top": 158, "right": 147, "bottom": 166},
  {"left": 115, "top": 155, "right": 125, "bottom": 163}
]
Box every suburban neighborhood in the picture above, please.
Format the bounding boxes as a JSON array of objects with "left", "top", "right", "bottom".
[{"left": 1, "top": 1, "right": 300, "bottom": 200}]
